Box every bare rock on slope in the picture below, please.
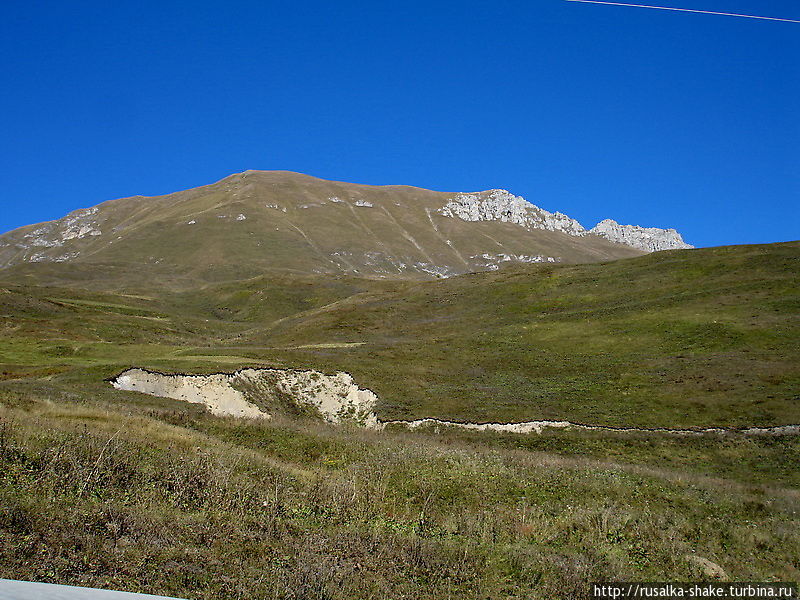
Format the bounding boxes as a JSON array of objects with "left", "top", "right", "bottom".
[{"left": 590, "top": 219, "right": 693, "bottom": 252}]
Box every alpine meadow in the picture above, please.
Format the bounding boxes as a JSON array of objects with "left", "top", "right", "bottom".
[
  {"left": 0, "top": 171, "right": 797, "bottom": 598},
  {"left": 2, "top": 0, "right": 799, "bottom": 597}
]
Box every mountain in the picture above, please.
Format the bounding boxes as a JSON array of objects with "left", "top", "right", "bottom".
[{"left": 0, "top": 171, "right": 690, "bottom": 289}]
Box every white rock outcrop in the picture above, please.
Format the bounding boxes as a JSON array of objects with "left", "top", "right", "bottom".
[
  {"left": 438, "top": 191, "right": 693, "bottom": 253},
  {"left": 472, "top": 253, "right": 558, "bottom": 265},
  {"left": 439, "top": 190, "right": 587, "bottom": 236},
  {"left": 589, "top": 219, "right": 693, "bottom": 252},
  {"left": 23, "top": 207, "right": 102, "bottom": 251}
]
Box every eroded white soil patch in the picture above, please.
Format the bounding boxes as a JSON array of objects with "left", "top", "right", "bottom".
[
  {"left": 269, "top": 370, "right": 380, "bottom": 429},
  {"left": 111, "top": 369, "right": 267, "bottom": 419},
  {"left": 111, "top": 368, "right": 799, "bottom": 437},
  {"left": 111, "top": 367, "right": 380, "bottom": 427},
  {"left": 384, "top": 418, "right": 800, "bottom": 437}
]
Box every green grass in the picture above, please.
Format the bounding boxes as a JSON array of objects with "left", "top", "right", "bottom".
[
  {"left": 1, "top": 391, "right": 798, "bottom": 599},
  {"left": 252, "top": 242, "right": 800, "bottom": 427},
  {"left": 0, "top": 242, "right": 797, "bottom": 598},
  {"left": 0, "top": 243, "right": 797, "bottom": 429}
]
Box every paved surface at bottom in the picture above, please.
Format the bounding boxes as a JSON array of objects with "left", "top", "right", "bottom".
[{"left": 0, "top": 579, "right": 188, "bottom": 600}]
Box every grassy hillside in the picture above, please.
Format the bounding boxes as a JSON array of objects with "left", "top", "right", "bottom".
[
  {"left": 1, "top": 383, "right": 798, "bottom": 599},
  {"left": 247, "top": 242, "right": 800, "bottom": 428},
  {"left": 0, "top": 241, "right": 797, "bottom": 597},
  {"left": 1, "top": 242, "right": 797, "bottom": 428}
]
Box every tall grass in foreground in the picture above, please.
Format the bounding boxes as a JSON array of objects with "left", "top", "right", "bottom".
[{"left": 1, "top": 393, "right": 798, "bottom": 599}]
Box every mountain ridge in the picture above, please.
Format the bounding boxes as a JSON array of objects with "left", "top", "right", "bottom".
[{"left": 0, "top": 171, "right": 691, "bottom": 287}]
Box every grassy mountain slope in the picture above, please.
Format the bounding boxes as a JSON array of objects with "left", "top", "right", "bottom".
[{"left": 0, "top": 171, "right": 643, "bottom": 289}]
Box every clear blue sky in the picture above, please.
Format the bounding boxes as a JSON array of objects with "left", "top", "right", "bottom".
[{"left": 1, "top": 0, "right": 798, "bottom": 247}]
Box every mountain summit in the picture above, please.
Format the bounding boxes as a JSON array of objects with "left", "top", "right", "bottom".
[{"left": 0, "top": 171, "right": 691, "bottom": 286}]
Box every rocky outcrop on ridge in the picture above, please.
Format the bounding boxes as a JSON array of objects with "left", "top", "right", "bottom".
[
  {"left": 438, "top": 190, "right": 692, "bottom": 252},
  {"left": 439, "top": 190, "right": 588, "bottom": 236},
  {"left": 589, "top": 219, "right": 693, "bottom": 252}
]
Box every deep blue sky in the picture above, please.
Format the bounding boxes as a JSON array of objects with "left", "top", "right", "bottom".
[{"left": 2, "top": 1, "right": 798, "bottom": 247}]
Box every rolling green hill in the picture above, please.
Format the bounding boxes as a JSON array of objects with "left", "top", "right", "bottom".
[
  {"left": 0, "top": 241, "right": 796, "bottom": 429},
  {"left": 240, "top": 241, "right": 800, "bottom": 428}
]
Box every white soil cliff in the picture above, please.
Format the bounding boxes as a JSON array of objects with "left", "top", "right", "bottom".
[
  {"left": 266, "top": 370, "right": 381, "bottom": 428},
  {"left": 111, "top": 369, "right": 267, "bottom": 419},
  {"left": 111, "top": 367, "right": 380, "bottom": 428},
  {"left": 383, "top": 418, "right": 800, "bottom": 436},
  {"left": 111, "top": 368, "right": 798, "bottom": 437}
]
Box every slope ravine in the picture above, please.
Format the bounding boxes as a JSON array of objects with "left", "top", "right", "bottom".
[{"left": 109, "top": 368, "right": 799, "bottom": 437}]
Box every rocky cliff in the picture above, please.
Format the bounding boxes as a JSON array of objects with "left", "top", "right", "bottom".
[{"left": 590, "top": 219, "right": 693, "bottom": 252}]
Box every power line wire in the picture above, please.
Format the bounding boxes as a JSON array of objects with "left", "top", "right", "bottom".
[{"left": 565, "top": 0, "right": 800, "bottom": 24}]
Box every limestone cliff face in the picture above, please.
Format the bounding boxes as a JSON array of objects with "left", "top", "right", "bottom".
[
  {"left": 438, "top": 190, "right": 588, "bottom": 236},
  {"left": 436, "top": 190, "right": 692, "bottom": 252},
  {"left": 589, "top": 219, "right": 693, "bottom": 252}
]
